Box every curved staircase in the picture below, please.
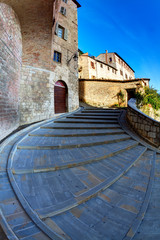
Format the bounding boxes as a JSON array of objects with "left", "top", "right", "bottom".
[{"left": 0, "top": 107, "right": 159, "bottom": 240}]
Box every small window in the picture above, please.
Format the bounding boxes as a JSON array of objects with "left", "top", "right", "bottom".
[
  {"left": 120, "top": 70, "right": 123, "bottom": 76},
  {"left": 62, "top": 0, "right": 68, "bottom": 3},
  {"left": 91, "top": 61, "right": 95, "bottom": 69},
  {"left": 112, "top": 69, "right": 114, "bottom": 73},
  {"left": 100, "top": 64, "right": 103, "bottom": 68},
  {"left": 108, "top": 66, "right": 110, "bottom": 71},
  {"left": 54, "top": 51, "right": 61, "bottom": 63},
  {"left": 125, "top": 74, "right": 128, "bottom": 79},
  {"left": 109, "top": 57, "right": 112, "bottom": 62},
  {"left": 55, "top": 23, "right": 68, "bottom": 40},
  {"left": 60, "top": 7, "right": 66, "bottom": 16},
  {"left": 58, "top": 25, "right": 64, "bottom": 38}
]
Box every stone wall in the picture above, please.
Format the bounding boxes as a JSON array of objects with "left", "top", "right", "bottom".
[
  {"left": 79, "top": 79, "right": 149, "bottom": 108},
  {"left": 127, "top": 99, "right": 160, "bottom": 147},
  {"left": 0, "top": 3, "right": 22, "bottom": 140},
  {"left": 1, "top": 0, "right": 79, "bottom": 128}
]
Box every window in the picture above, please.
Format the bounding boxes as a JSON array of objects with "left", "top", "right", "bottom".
[
  {"left": 60, "top": 6, "right": 66, "bottom": 16},
  {"left": 62, "top": 0, "right": 68, "bottom": 3},
  {"left": 55, "top": 23, "right": 68, "bottom": 40},
  {"left": 91, "top": 61, "right": 95, "bottom": 69},
  {"left": 109, "top": 57, "right": 112, "bottom": 62},
  {"left": 108, "top": 66, "right": 110, "bottom": 71},
  {"left": 120, "top": 70, "right": 123, "bottom": 76},
  {"left": 54, "top": 51, "right": 61, "bottom": 63},
  {"left": 112, "top": 69, "right": 114, "bottom": 73},
  {"left": 100, "top": 64, "right": 103, "bottom": 68},
  {"left": 125, "top": 74, "right": 128, "bottom": 79},
  {"left": 58, "top": 25, "right": 64, "bottom": 38}
]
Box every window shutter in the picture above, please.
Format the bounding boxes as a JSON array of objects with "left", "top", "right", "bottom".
[
  {"left": 64, "top": 8, "right": 67, "bottom": 16},
  {"left": 55, "top": 22, "right": 59, "bottom": 35},
  {"left": 64, "top": 28, "right": 68, "bottom": 40}
]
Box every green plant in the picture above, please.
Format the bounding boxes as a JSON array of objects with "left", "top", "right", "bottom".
[
  {"left": 117, "top": 90, "right": 125, "bottom": 107},
  {"left": 135, "top": 87, "right": 160, "bottom": 110}
]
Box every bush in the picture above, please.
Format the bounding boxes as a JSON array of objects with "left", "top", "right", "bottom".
[{"left": 135, "top": 87, "right": 160, "bottom": 110}]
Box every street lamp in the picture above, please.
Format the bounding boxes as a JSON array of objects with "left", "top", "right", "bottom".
[{"left": 67, "top": 51, "right": 78, "bottom": 65}]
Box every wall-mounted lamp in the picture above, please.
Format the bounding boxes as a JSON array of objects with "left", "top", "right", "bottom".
[{"left": 67, "top": 52, "right": 78, "bottom": 65}]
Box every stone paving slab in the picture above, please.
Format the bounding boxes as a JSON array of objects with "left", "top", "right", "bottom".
[
  {"left": 44, "top": 149, "right": 153, "bottom": 240},
  {"left": 29, "top": 128, "right": 125, "bottom": 137},
  {"left": 0, "top": 107, "right": 158, "bottom": 240},
  {"left": 17, "top": 134, "right": 130, "bottom": 148},
  {"left": 12, "top": 139, "right": 139, "bottom": 172}
]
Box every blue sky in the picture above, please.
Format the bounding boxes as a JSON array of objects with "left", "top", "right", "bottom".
[{"left": 78, "top": 0, "right": 160, "bottom": 91}]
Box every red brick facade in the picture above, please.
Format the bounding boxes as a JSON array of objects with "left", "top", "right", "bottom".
[{"left": 0, "top": 3, "right": 22, "bottom": 140}]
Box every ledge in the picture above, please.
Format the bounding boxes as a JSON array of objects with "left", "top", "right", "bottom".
[{"left": 127, "top": 99, "right": 160, "bottom": 148}]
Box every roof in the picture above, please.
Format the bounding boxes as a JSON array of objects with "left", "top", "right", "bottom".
[
  {"left": 96, "top": 59, "right": 117, "bottom": 71},
  {"left": 114, "top": 52, "right": 135, "bottom": 73},
  {"left": 72, "top": 0, "right": 81, "bottom": 8}
]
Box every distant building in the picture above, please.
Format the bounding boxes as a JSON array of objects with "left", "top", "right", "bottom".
[
  {"left": 79, "top": 50, "right": 135, "bottom": 80},
  {"left": 96, "top": 50, "right": 135, "bottom": 80},
  {"left": 79, "top": 50, "right": 149, "bottom": 108}
]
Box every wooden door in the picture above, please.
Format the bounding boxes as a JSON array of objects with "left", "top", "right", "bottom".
[{"left": 54, "top": 81, "right": 67, "bottom": 113}]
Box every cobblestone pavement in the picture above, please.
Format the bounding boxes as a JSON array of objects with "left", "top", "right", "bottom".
[{"left": 0, "top": 107, "right": 159, "bottom": 239}]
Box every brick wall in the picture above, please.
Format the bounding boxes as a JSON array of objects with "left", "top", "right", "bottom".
[
  {"left": 127, "top": 99, "right": 160, "bottom": 147},
  {"left": 0, "top": 0, "right": 79, "bottom": 137},
  {"left": 0, "top": 3, "right": 22, "bottom": 141}
]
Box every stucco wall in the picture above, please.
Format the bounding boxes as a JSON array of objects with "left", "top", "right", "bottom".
[
  {"left": 0, "top": 3, "right": 22, "bottom": 140},
  {"left": 79, "top": 79, "right": 149, "bottom": 108}
]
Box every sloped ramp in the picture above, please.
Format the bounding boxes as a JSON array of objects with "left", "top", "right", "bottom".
[{"left": 0, "top": 107, "right": 159, "bottom": 240}]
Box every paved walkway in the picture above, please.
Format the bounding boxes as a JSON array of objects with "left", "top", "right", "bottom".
[{"left": 0, "top": 107, "right": 160, "bottom": 240}]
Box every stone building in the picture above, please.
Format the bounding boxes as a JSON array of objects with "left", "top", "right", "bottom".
[
  {"left": 79, "top": 50, "right": 135, "bottom": 80},
  {"left": 0, "top": 0, "right": 81, "bottom": 141},
  {"left": 79, "top": 51, "right": 149, "bottom": 108}
]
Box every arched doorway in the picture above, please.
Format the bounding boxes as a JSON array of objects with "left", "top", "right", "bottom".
[{"left": 54, "top": 80, "right": 68, "bottom": 114}]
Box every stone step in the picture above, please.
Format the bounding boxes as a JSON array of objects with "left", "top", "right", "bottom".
[
  {"left": 29, "top": 128, "right": 125, "bottom": 138},
  {"left": 17, "top": 134, "right": 131, "bottom": 150},
  {"left": 42, "top": 150, "right": 154, "bottom": 240},
  {"left": 12, "top": 146, "right": 146, "bottom": 222},
  {"left": 41, "top": 123, "right": 121, "bottom": 129},
  {"left": 74, "top": 113, "right": 120, "bottom": 117},
  {"left": 31, "top": 128, "right": 124, "bottom": 136},
  {"left": 12, "top": 140, "right": 139, "bottom": 174},
  {"left": 82, "top": 110, "right": 122, "bottom": 114},
  {"left": 54, "top": 119, "right": 118, "bottom": 124},
  {"left": 66, "top": 116, "right": 119, "bottom": 120},
  {"left": 0, "top": 172, "right": 51, "bottom": 240}
]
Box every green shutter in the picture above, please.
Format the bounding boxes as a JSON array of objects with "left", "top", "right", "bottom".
[
  {"left": 64, "top": 28, "right": 68, "bottom": 40},
  {"left": 55, "top": 22, "right": 59, "bottom": 35}
]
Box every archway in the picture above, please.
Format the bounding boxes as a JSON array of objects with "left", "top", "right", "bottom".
[{"left": 54, "top": 80, "right": 68, "bottom": 114}]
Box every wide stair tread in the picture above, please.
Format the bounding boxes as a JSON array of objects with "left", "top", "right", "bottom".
[
  {"left": 41, "top": 149, "right": 154, "bottom": 240},
  {"left": 17, "top": 134, "right": 131, "bottom": 149},
  {"left": 0, "top": 108, "right": 156, "bottom": 240},
  {"left": 12, "top": 139, "right": 139, "bottom": 174}
]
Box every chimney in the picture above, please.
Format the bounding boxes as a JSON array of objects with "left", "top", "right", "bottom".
[{"left": 105, "top": 50, "right": 108, "bottom": 64}]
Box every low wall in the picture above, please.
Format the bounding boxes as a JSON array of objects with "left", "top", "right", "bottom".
[
  {"left": 79, "top": 78, "right": 150, "bottom": 108},
  {"left": 127, "top": 99, "right": 160, "bottom": 147}
]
